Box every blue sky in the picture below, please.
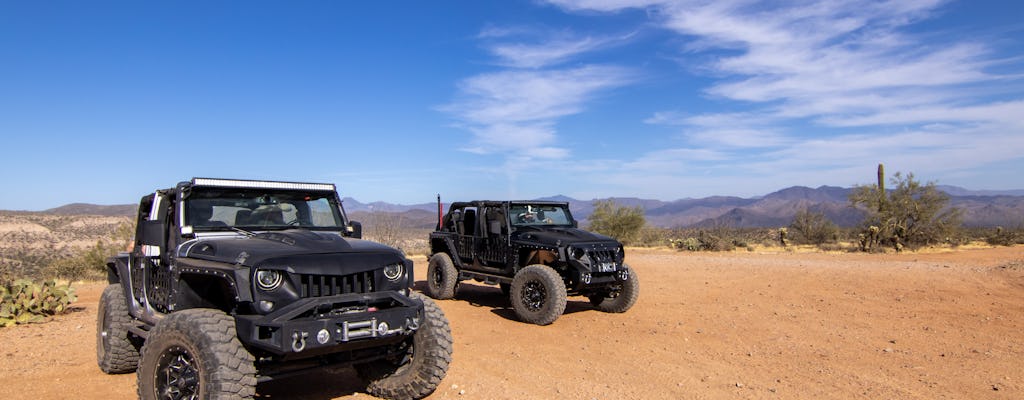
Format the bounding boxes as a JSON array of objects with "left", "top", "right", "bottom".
[{"left": 2, "top": 0, "right": 1022, "bottom": 210}]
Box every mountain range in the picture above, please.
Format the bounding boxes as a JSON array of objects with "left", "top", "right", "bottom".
[
  {"left": 28, "top": 186, "right": 1024, "bottom": 228},
  {"left": 341, "top": 185, "right": 1024, "bottom": 228}
]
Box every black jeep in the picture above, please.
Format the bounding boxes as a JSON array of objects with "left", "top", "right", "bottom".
[
  {"left": 426, "top": 200, "right": 639, "bottom": 325},
  {"left": 97, "top": 178, "right": 452, "bottom": 399}
]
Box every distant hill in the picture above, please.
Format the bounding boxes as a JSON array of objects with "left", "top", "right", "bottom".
[
  {"left": 43, "top": 203, "right": 136, "bottom": 217},
  {"left": 570, "top": 185, "right": 1024, "bottom": 228},
  {"left": 936, "top": 186, "right": 1024, "bottom": 197},
  {"left": 16, "top": 185, "right": 1024, "bottom": 228}
]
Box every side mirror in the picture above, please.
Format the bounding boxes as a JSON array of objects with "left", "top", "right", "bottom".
[
  {"left": 573, "top": 220, "right": 579, "bottom": 228},
  {"left": 347, "top": 221, "right": 363, "bottom": 239}
]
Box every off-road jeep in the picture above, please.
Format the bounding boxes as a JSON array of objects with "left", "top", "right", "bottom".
[
  {"left": 97, "top": 178, "right": 452, "bottom": 399},
  {"left": 427, "top": 200, "right": 639, "bottom": 325}
]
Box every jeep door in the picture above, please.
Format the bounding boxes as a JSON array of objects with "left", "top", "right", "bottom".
[
  {"left": 131, "top": 191, "right": 174, "bottom": 313},
  {"left": 478, "top": 204, "right": 510, "bottom": 268},
  {"left": 451, "top": 205, "right": 478, "bottom": 266}
]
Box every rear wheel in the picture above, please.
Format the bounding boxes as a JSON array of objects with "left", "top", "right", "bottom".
[
  {"left": 137, "top": 309, "right": 256, "bottom": 400},
  {"left": 356, "top": 293, "right": 453, "bottom": 399},
  {"left": 96, "top": 284, "right": 140, "bottom": 374},
  {"left": 589, "top": 266, "right": 640, "bottom": 313},
  {"left": 426, "top": 253, "right": 458, "bottom": 300},
  {"left": 510, "top": 265, "right": 567, "bottom": 325}
]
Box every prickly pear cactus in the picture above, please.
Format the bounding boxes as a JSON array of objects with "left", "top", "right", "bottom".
[{"left": 0, "top": 279, "right": 77, "bottom": 327}]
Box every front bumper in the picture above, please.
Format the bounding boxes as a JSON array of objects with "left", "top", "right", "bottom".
[
  {"left": 570, "top": 264, "right": 631, "bottom": 291},
  {"left": 235, "top": 291, "right": 422, "bottom": 358}
]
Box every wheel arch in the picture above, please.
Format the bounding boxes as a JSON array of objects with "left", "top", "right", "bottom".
[
  {"left": 174, "top": 272, "right": 240, "bottom": 314},
  {"left": 430, "top": 235, "right": 465, "bottom": 268},
  {"left": 518, "top": 248, "right": 559, "bottom": 269}
]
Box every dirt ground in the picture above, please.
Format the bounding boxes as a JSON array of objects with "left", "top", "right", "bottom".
[{"left": 1, "top": 246, "right": 1022, "bottom": 399}]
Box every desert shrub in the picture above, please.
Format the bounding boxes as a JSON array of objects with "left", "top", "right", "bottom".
[
  {"left": 634, "top": 226, "right": 672, "bottom": 247},
  {"left": 0, "top": 279, "right": 77, "bottom": 327},
  {"left": 46, "top": 221, "right": 132, "bottom": 283},
  {"left": 986, "top": 226, "right": 1024, "bottom": 246},
  {"left": 698, "top": 229, "right": 734, "bottom": 251},
  {"left": 401, "top": 238, "right": 431, "bottom": 256},
  {"left": 671, "top": 228, "right": 730, "bottom": 251},
  {"left": 587, "top": 200, "right": 646, "bottom": 244},
  {"left": 670, "top": 237, "right": 702, "bottom": 251},
  {"left": 365, "top": 211, "right": 406, "bottom": 251},
  {"left": 669, "top": 227, "right": 771, "bottom": 251},
  {"left": 816, "top": 242, "right": 851, "bottom": 252},
  {"left": 789, "top": 208, "right": 839, "bottom": 245},
  {"left": 849, "top": 170, "right": 962, "bottom": 251},
  {"left": 46, "top": 240, "right": 118, "bottom": 282}
]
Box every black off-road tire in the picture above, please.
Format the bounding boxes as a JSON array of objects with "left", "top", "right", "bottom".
[
  {"left": 137, "top": 309, "right": 257, "bottom": 400},
  {"left": 589, "top": 266, "right": 640, "bottom": 313},
  {"left": 510, "top": 264, "right": 567, "bottom": 325},
  {"left": 426, "top": 253, "right": 459, "bottom": 300},
  {"left": 97, "top": 284, "right": 140, "bottom": 374},
  {"left": 356, "top": 292, "right": 453, "bottom": 400}
]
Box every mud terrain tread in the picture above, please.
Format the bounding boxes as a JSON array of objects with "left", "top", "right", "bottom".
[
  {"left": 137, "top": 308, "right": 256, "bottom": 400},
  {"left": 96, "top": 284, "right": 140, "bottom": 374},
  {"left": 360, "top": 292, "right": 453, "bottom": 400},
  {"left": 510, "top": 264, "right": 567, "bottom": 325},
  {"left": 591, "top": 266, "right": 640, "bottom": 313},
  {"left": 426, "top": 253, "right": 459, "bottom": 300}
]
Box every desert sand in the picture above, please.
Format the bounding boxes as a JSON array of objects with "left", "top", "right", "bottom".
[{"left": 1, "top": 246, "right": 1022, "bottom": 399}]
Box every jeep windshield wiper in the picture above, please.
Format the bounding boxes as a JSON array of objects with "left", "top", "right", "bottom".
[{"left": 230, "top": 226, "right": 256, "bottom": 237}]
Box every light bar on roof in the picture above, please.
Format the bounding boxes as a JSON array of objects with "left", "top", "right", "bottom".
[{"left": 191, "top": 178, "right": 335, "bottom": 191}]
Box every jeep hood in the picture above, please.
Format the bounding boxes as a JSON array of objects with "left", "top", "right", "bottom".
[
  {"left": 512, "top": 227, "right": 619, "bottom": 246},
  {"left": 178, "top": 229, "right": 403, "bottom": 268}
]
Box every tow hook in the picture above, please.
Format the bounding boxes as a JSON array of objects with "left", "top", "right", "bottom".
[{"left": 291, "top": 331, "right": 308, "bottom": 352}]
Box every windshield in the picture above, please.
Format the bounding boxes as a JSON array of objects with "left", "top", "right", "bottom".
[
  {"left": 509, "top": 203, "right": 574, "bottom": 227},
  {"left": 185, "top": 188, "right": 344, "bottom": 231}
]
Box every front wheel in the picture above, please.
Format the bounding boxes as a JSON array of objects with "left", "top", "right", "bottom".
[
  {"left": 425, "top": 253, "right": 459, "bottom": 300},
  {"left": 510, "top": 264, "right": 567, "bottom": 325},
  {"left": 356, "top": 292, "right": 453, "bottom": 399},
  {"left": 137, "top": 309, "right": 257, "bottom": 400},
  {"left": 589, "top": 266, "right": 640, "bottom": 313},
  {"left": 97, "top": 284, "right": 140, "bottom": 374}
]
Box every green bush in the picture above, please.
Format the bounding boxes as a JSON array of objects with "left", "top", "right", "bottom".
[
  {"left": 587, "top": 200, "right": 646, "bottom": 244},
  {"left": 789, "top": 208, "right": 839, "bottom": 245},
  {"left": 986, "top": 226, "right": 1023, "bottom": 246},
  {"left": 849, "top": 170, "right": 962, "bottom": 251},
  {"left": 47, "top": 240, "right": 119, "bottom": 282},
  {"left": 670, "top": 237, "right": 702, "bottom": 251},
  {"left": 0, "top": 279, "right": 77, "bottom": 327}
]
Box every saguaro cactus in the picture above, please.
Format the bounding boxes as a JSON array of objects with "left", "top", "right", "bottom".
[{"left": 877, "top": 163, "right": 886, "bottom": 211}]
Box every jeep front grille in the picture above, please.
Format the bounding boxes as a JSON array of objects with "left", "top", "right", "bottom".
[
  {"left": 587, "top": 249, "right": 618, "bottom": 264},
  {"left": 298, "top": 271, "right": 375, "bottom": 297}
]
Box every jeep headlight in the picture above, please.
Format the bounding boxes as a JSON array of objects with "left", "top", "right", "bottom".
[
  {"left": 255, "top": 269, "right": 283, "bottom": 291},
  {"left": 569, "top": 246, "right": 586, "bottom": 260},
  {"left": 383, "top": 263, "right": 404, "bottom": 281}
]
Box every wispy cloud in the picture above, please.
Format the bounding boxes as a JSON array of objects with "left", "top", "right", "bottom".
[
  {"left": 442, "top": 24, "right": 634, "bottom": 170},
  {"left": 540, "top": 0, "right": 1024, "bottom": 195},
  {"left": 441, "top": 66, "right": 634, "bottom": 159},
  {"left": 486, "top": 36, "right": 612, "bottom": 69}
]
